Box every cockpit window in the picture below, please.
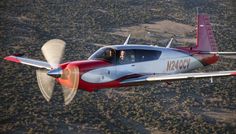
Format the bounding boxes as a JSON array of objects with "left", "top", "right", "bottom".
[
  {"left": 135, "top": 50, "right": 161, "bottom": 62},
  {"left": 117, "top": 50, "right": 135, "bottom": 64},
  {"left": 116, "top": 49, "right": 161, "bottom": 64},
  {"left": 89, "top": 47, "right": 162, "bottom": 64},
  {"left": 89, "top": 47, "right": 116, "bottom": 63}
]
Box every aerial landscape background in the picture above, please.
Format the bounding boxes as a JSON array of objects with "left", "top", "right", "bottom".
[{"left": 0, "top": 0, "right": 235, "bottom": 133}]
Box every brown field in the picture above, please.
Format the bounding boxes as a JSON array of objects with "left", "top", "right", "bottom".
[{"left": 0, "top": 0, "right": 235, "bottom": 133}]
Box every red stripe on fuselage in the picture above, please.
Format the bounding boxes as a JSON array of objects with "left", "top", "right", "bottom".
[
  {"left": 175, "top": 47, "right": 219, "bottom": 66},
  {"left": 79, "top": 80, "right": 121, "bottom": 92},
  {"left": 118, "top": 74, "right": 143, "bottom": 81},
  {"left": 198, "top": 54, "right": 219, "bottom": 65},
  {"left": 190, "top": 53, "right": 219, "bottom": 66}
]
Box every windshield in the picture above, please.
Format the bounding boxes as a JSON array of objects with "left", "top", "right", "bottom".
[{"left": 89, "top": 47, "right": 116, "bottom": 63}]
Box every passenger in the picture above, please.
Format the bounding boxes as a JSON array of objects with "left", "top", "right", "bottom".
[
  {"left": 120, "top": 51, "right": 125, "bottom": 60},
  {"left": 119, "top": 50, "right": 127, "bottom": 64}
]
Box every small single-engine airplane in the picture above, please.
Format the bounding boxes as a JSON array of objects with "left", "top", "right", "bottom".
[{"left": 4, "top": 14, "right": 236, "bottom": 105}]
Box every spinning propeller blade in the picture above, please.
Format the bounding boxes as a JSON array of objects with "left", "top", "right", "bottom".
[
  {"left": 36, "top": 39, "right": 79, "bottom": 105},
  {"left": 41, "top": 39, "right": 65, "bottom": 68},
  {"left": 60, "top": 65, "right": 79, "bottom": 105},
  {"left": 36, "top": 69, "right": 55, "bottom": 102}
]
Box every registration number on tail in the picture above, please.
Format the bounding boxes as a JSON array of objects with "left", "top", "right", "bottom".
[{"left": 166, "top": 58, "right": 191, "bottom": 71}]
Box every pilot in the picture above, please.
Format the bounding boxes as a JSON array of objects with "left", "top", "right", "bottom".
[{"left": 105, "top": 49, "right": 115, "bottom": 63}]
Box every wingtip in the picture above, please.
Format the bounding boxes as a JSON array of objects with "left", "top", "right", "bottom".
[
  {"left": 231, "top": 72, "right": 236, "bottom": 76},
  {"left": 4, "top": 56, "right": 20, "bottom": 63}
]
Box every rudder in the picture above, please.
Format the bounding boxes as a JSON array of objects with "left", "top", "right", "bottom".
[{"left": 196, "top": 14, "right": 218, "bottom": 52}]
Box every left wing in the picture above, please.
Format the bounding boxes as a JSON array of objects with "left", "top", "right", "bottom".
[
  {"left": 121, "top": 71, "right": 236, "bottom": 84},
  {"left": 4, "top": 55, "right": 51, "bottom": 69}
]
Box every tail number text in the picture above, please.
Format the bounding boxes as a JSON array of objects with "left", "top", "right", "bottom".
[{"left": 167, "top": 59, "right": 191, "bottom": 71}]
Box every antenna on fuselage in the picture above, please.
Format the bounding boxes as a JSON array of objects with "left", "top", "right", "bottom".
[
  {"left": 166, "top": 38, "right": 173, "bottom": 48},
  {"left": 123, "top": 34, "right": 131, "bottom": 45}
]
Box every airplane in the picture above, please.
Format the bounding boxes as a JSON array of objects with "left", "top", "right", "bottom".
[{"left": 4, "top": 14, "right": 236, "bottom": 105}]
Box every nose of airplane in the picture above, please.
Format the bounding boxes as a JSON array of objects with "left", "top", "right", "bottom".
[{"left": 47, "top": 67, "right": 63, "bottom": 78}]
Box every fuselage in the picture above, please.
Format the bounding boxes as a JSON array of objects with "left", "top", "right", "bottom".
[{"left": 57, "top": 45, "right": 219, "bottom": 92}]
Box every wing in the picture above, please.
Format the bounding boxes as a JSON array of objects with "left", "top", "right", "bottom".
[
  {"left": 121, "top": 71, "right": 236, "bottom": 84},
  {"left": 4, "top": 55, "right": 51, "bottom": 70}
]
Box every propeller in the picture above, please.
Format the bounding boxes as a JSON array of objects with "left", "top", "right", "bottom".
[{"left": 36, "top": 39, "right": 79, "bottom": 105}]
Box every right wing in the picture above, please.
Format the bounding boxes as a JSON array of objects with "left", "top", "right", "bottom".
[
  {"left": 4, "top": 55, "right": 51, "bottom": 70},
  {"left": 121, "top": 71, "right": 236, "bottom": 84}
]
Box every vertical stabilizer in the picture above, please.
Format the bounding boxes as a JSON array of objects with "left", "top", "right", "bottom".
[{"left": 196, "top": 14, "right": 218, "bottom": 52}]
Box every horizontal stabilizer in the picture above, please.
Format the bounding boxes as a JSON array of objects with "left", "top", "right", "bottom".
[{"left": 199, "top": 52, "right": 236, "bottom": 55}]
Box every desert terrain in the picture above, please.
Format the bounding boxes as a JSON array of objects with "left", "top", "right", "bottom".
[{"left": 0, "top": 0, "right": 235, "bottom": 133}]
